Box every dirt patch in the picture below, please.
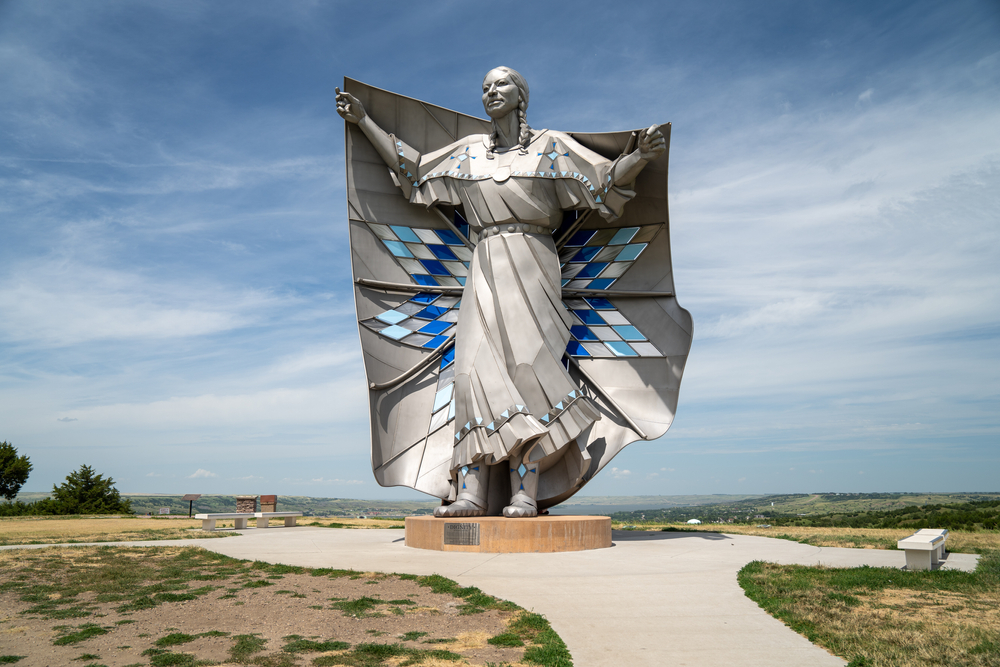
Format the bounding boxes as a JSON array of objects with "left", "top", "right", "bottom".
[{"left": 0, "top": 546, "right": 561, "bottom": 666}]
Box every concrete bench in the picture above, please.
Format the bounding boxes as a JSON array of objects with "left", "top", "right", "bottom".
[
  {"left": 254, "top": 511, "right": 302, "bottom": 528},
  {"left": 194, "top": 513, "right": 253, "bottom": 531},
  {"left": 897, "top": 529, "right": 948, "bottom": 571},
  {"left": 914, "top": 528, "right": 948, "bottom": 559}
]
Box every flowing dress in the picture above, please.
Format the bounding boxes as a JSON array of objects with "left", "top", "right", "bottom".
[{"left": 388, "top": 128, "right": 637, "bottom": 473}]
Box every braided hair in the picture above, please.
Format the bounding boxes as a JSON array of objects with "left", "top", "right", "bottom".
[{"left": 485, "top": 66, "right": 531, "bottom": 158}]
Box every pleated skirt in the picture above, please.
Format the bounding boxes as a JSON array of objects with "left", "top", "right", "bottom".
[{"left": 451, "top": 230, "right": 600, "bottom": 470}]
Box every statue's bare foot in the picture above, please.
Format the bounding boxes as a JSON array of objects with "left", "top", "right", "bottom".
[{"left": 434, "top": 499, "right": 486, "bottom": 518}]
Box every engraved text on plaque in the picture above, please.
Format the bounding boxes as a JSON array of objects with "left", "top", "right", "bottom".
[{"left": 443, "top": 522, "right": 480, "bottom": 546}]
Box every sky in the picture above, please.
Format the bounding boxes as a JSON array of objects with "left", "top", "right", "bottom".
[{"left": 1, "top": 0, "right": 998, "bottom": 500}]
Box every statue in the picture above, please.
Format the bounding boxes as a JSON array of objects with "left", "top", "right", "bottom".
[{"left": 338, "top": 68, "right": 692, "bottom": 518}]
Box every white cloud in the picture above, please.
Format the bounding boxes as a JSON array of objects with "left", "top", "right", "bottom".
[
  {"left": 0, "top": 261, "right": 278, "bottom": 346},
  {"left": 187, "top": 469, "right": 218, "bottom": 479},
  {"left": 857, "top": 87, "right": 874, "bottom": 104},
  {"left": 699, "top": 296, "right": 826, "bottom": 339},
  {"left": 53, "top": 382, "right": 365, "bottom": 430},
  {"left": 145, "top": 472, "right": 161, "bottom": 477}
]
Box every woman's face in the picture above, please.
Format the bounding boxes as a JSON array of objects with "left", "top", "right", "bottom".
[{"left": 482, "top": 69, "right": 520, "bottom": 120}]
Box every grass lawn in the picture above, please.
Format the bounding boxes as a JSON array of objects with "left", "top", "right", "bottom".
[{"left": 739, "top": 551, "right": 1000, "bottom": 666}]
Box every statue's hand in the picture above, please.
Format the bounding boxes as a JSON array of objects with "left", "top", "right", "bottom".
[
  {"left": 335, "top": 87, "right": 366, "bottom": 124},
  {"left": 638, "top": 124, "right": 666, "bottom": 161}
]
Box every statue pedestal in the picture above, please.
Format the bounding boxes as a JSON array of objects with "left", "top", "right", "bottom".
[{"left": 404, "top": 515, "right": 611, "bottom": 553}]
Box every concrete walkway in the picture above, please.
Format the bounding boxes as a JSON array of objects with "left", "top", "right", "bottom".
[{"left": 2, "top": 529, "right": 979, "bottom": 667}]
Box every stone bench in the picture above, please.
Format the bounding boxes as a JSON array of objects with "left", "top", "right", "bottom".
[
  {"left": 914, "top": 528, "right": 948, "bottom": 559},
  {"left": 194, "top": 513, "right": 253, "bottom": 531},
  {"left": 897, "top": 528, "right": 948, "bottom": 571},
  {"left": 254, "top": 511, "right": 302, "bottom": 528}
]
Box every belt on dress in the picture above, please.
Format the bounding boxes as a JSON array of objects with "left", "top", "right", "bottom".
[{"left": 481, "top": 223, "right": 550, "bottom": 236}]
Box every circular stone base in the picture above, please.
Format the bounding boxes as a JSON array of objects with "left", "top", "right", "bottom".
[{"left": 404, "top": 515, "right": 611, "bottom": 553}]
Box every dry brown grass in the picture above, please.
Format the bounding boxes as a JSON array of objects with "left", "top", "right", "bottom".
[
  {"left": 629, "top": 522, "right": 1000, "bottom": 553},
  {"left": 0, "top": 514, "right": 411, "bottom": 547},
  {"left": 740, "top": 557, "right": 1000, "bottom": 666},
  {"left": 0, "top": 516, "right": 229, "bottom": 545},
  {"left": 307, "top": 516, "right": 409, "bottom": 529}
]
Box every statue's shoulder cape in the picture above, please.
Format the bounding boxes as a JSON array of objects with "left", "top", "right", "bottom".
[{"left": 344, "top": 77, "right": 692, "bottom": 508}]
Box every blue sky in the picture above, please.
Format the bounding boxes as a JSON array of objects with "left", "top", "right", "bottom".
[{"left": 1, "top": 1, "right": 998, "bottom": 499}]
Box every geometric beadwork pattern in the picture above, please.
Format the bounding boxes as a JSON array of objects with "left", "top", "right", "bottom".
[
  {"left": 361, "top": 222, "right": 663, "bottom": 356},
  {"left": 559, "top": 224, "right": 658, "bottom": 290},
  {"left": 562, "top": 296, "right": 662, "bottom": 358},
  {"left": 366, "top": 222, "right": 472, "bottom": 288},
  {"left": 453, "top": 388, "right": 586, "bottom": 443},
  {"left": 360, "top": 292, "right": 461, "bottom": 350},
  {"left": 454, "top": 402, "right": 533, "bottom": 442}
]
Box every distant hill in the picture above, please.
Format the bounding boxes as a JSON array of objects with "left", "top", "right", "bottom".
[
  {"left": 125, "top": 495, "right": 440, "bottom": 517},
  {"left": 558, "top": 494, "right": 762, "bottom": 507},
  {"left": 11, "top": 492, "right": 766, "bottom": 515},
  {"left": 123, "top": 493, "right": 763, "bottom": 516},
  {"left": 12, "top": 491, "right": 998, "bottom": 522},
  {"left": 14, "top": 493, "right": 439, "bottom": 517},
  {"left": 766, "top": 498, "right": 1000, "bottom": 531},
  {"left": 610, "top": 492, "right": 1000, "bottom": 524}
]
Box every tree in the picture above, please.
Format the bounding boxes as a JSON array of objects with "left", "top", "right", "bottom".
[
  {"left": 51, "top": 464, "right": 132, "bottom": 515},
  {"left": 0, "top": 441, "right": 32, "bottom": 502}
]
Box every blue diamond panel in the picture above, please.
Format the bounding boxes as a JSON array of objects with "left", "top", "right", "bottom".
[
  {"left": 360, "top": 292, "right": 461, "bottom": 350},
  {"left": 428, "top": 244, "right": 458, "bottom": 260},
  {"left": 571, "top": 246, "right": 602, "bottom": 262},
  {"left": 366, "top": 222, "right": 472, "bottom": 289},
  {"left": 560, "top": 224, "right": 658, "bottom": 290},
  {"left": 419, "top": 320, "right": 452, "bottom": 335},
  {"left": 563, "top": 298, "right": 662, "bottom": 359},
  {"left": 363, "top": 223, "right": 663, "bottom": 359}
]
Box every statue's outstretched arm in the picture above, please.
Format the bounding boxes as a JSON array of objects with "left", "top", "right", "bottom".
[
  {"left": 336, "top": 87, "right": 399, "bottom": 173},
  {"left": 612, "top": 124, "right": 667, "bottom": 185}
]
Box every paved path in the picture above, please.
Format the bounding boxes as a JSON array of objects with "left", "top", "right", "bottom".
[{"left": 2, "top": 529, "right": 978, "bottom": 667}]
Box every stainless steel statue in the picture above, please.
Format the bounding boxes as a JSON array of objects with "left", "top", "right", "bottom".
[{"left": 337, "top": 68, "right": 692, "bottom": 518}]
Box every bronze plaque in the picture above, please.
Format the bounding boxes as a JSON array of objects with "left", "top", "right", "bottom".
[{"left": 443, "top": 522, "right": 480, "bottom": 546}]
